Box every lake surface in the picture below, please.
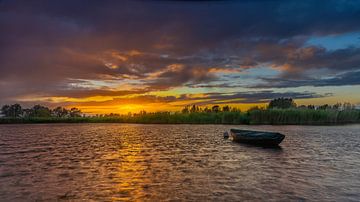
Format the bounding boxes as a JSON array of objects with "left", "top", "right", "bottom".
[{"left": 0, "top": 124, "right": 359, "bottom": 201}]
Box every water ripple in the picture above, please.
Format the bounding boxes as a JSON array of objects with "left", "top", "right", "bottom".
[{"left": 0, "top": 124, "right": 360, "bottom": 201}]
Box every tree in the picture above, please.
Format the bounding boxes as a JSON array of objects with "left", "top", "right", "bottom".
[
  {"left": 222, "top": 105, "right": 230, "bottom": 112},
  {"left": 203, "top": 107, "right": 211, "bottom": 113},
  {"left": 69, "top": 107, "right": 81, "bottom": 117},
  {"left": 1, "top": 105, "right": 10, "bottom": 117},
  {"left": 268, "top": 98, "right": 296, "bottom": 109},
  {"left": 22, "top": 109, "right": 32, "bottom": 117},
  {"left": 189, "top": 105, "right": 201, "bottom": 113},
  {"left": 30, "top": 105, "right": 51, "bottom": 117},
  {"left": 212, "top": 105, "right": 220, "bottom": 113},
  {"left": 182, "top": 106, "right": 189, "bottom": 114},
  {"left": 53, "top": 107, "right": 68, "bottom": 117},
  {"left": 1, "top": 104, "right": 22, "bottom": 117},
  {"left": 9, "top": 104, "right": 22, "bottom": 117}
]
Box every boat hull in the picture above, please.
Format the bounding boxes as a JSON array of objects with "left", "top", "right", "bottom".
[{"left": 230, "top": 129, "right": 285, "bottom": 146}]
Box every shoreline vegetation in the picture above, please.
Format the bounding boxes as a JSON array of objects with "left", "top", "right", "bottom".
[{"left": 1, "top": 98, "right": 359, "bottom": 125}]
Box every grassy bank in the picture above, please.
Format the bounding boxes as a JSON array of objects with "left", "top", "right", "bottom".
[
  {"left": 1, "top": 109, "right": 359, "bottom": 125},
  {"left": 0, "top": 111, "right": 250, "bottom": 124},
  {"left": 249, "top": 109, "right": 360, "bottom": 125}
]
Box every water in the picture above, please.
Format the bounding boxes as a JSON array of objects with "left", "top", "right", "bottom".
[{"left": 0, "top": 124, "right": 359, "bottom": 201}]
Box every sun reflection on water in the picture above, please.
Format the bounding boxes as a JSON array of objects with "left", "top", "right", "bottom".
[{"left": 101, "top": 136, "right": 152, "bottom": 201}]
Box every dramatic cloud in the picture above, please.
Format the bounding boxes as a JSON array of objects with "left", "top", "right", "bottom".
[
  {"left": 185, "top": 91, "right": 329, "bottom": 105},
  {"left": 1, "top": 0, "right": 359, "bottom": 111},
  {"left": 70, "top": 90, "right": 330, "bottom": 108},
  {"left": 253, "top": 70, "right": 360, "bottom": 88}
]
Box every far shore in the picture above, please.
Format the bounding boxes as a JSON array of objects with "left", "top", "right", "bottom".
[{"left": 2, "top": 99, "right": 359, "bottom": 126}]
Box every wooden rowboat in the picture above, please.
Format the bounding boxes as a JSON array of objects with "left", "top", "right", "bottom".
[{"left": 230, "top": 129, "right": 285, "bottom": 146}]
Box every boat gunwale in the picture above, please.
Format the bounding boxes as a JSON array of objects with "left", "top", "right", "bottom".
[{"left": 230, "top": 128, "right": 285, "bottom": 145}]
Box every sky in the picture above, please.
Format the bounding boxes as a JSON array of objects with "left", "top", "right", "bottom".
[{"left": 1, "top": 0, "right": 360, "bottom": 114}]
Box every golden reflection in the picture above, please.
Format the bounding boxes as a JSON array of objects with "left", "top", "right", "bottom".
[{"left": 102, "top": 127, "right": 152, "bottom": 201}]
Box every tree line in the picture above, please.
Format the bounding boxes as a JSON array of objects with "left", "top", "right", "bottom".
[
  {"left": 267, "top": 98, "right": 356, "bottom": 110},
  {"left": 0, "top": 104, "right": 82, "bottom": 118},
  {"left": 1, "top": 98, "right": 359, "bottom": 125}
]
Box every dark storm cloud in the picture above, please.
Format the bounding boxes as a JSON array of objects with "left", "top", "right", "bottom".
[
  {"left": 189, "top": 90, "right": 329, "bottom": 105},
  {"left": 72, "top": 90, "right": 329, "bottom": 107},
  {"left": 48, "top": 89, "right": 149, "bottom": 99},
  {"left": 1, "top": 0, "right": 360, "bottom": 102},
  {"left": 253, "top": 70, "right": 360, "bottom": 88},
  {"left": 252, "top": 45, "right": 360, "bottom": 79}
]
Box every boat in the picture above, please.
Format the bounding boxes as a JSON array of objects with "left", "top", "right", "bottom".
[{"left": 230, "top": 129, "right": 285, "bottom": 146}]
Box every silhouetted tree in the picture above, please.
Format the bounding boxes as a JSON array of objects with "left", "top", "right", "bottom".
[
  {"left": 1, "top": 105, "right": 10, "bottom": 117},
  {"left": 222, "top": 105, "right": 230, "bottom": 112},
  {"left": 9, "top": 104, "right": 22, "bottom": 117},
  {"left": 30, "top": 105, "right": 51, "bottom": 117},
  {"left": 203, "top": 107, "right": 211, "bottom": 113},
  {"left": 268, "top": 98, "right": 296, "bottom": 109},
  {"left": 1, "top": 104, "right": 22, "bottom": 117},
  {"left": 181, "top": 106, "right": 189, "bottom": 113},
  {"left": 190, "top": 105, "right": 197, "bottom": 113},
  {"left": 69, "top": 107, "right": 81, "bottom": 117},
  {"left": 53, "top": 107, "right": 68, "bottom": 117},
  {"left": 212, "top": 105, "right": 220, "bottom": 113}
]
